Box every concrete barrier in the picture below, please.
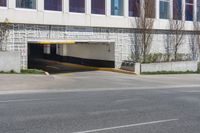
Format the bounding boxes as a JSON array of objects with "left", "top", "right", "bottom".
[
  {"left": 141, "top": 61, "right": 198, "bottom": 73},
  {"left": 0, "top": 51, "right": 21, "bottom": 73}
]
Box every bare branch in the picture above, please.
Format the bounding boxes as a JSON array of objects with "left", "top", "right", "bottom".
[
  {"left": 134, "top": 0, "right": 155, "bottom": 63},
  {"left": 0, "top": 18, "right": 11, "bottom": 51},
  {"left": 168, "top": 0, "right": 185, "bottom": 61}
]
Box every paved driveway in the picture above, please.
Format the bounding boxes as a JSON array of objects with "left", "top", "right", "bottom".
[{"left": 29, "top": 58, "right": 94, "bottom": 74}]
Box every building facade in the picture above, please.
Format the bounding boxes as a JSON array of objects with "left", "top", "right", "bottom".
[{"left": 0, "top": 0, "right": 199, "bottom": 69}]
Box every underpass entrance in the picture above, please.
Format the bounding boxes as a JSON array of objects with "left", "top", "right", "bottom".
[{"left": 28, "top": 40, "right": 115, "bottom": 74}]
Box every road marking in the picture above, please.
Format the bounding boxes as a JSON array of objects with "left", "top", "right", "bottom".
[
  {"left": 180, "top": 90, "right": 200, "bottom": 93},
  {"left": 89, "top": 109, "right": 128, "bottom": 115},
  {"left": 46, "top": 66, "right": 60, "bottom": 70},
  {"left": 72, "top": 119, "right": 178, "bottom": 133},
  {"left": 0, "top": 98, "right": 63, "bottom": 103},
  {"left": 115, "top": 98, "right": 137, "bottom": 103},
  {"left": 0, "top": 85, "right": 200, "bottom": 95}
]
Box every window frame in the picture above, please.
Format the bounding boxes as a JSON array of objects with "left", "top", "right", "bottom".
[
  {"left": 185, "top": 0, "right": 194, "bottom": 21},
  {"left": 197, "top": 0, "right": 200, "bottom": 21},
  {"left": 69, "top": 0, "right": 85, "bottom": 13},
  {"left": 111, "top": 0, "right": 124, "bottom": 16},
  {"left": 173, "top": 0, "right": 183, "bottom": 20},
  {"left": 128, "top": 0, "right": 140, "bottom": 17},
  {"left": 159, "top": 0, "right": 170, "bottom": 19},
  {"left": 44, "top": 0, "right": 63, "bottom": 12},
  {"left": 144, "top": 0, "right": 156, "bottom": 18},
  {"left": 15, "top": 0, "right": 37, "bottom": 10},
  {"left": 0, "top": 0, "right": 8, "bottom": 8},
  {"left": 91, "top": 0, "right": 106, "bottom": 15}
]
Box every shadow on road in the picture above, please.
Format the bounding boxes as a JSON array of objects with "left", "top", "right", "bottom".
[{"left": 28, "top": 58, "right": 95, "bottom": 74}]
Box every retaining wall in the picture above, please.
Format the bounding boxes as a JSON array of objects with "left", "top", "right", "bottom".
[
  {"left": 0, "top": 51, "right": 21, "bottom": 73},
  {"left": 141, "top": 61, "right": 198, "bottom": 73}
]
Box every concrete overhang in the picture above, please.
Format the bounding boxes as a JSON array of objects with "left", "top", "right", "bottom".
[{"left": 28, "top": 40, "right": 115, "bottom": 45}]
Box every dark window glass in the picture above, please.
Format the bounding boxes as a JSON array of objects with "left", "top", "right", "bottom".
[
  {"left": 159, "top": 0, "right": 170, "bottom": 19},
  {"left": 111, "top": 0, "right": 123, "bottom": 16},
  {"left": 44, "top": 0, "right": 62, "bottom": 11},
  {"left": 16, "top": 0, "right": 36, "bottom": 9},
  {"left": 91, "top": 0, "right": 105, "bottom": 14},
  {"left": 0, "top": 0, "right": 6, "bottom": 7},
  {"left": 197, "top": 0, "right": 200, "bottom": 21},
  {"left": 129, "top": 0, "right": 140, "bottom": 17},
  {"left": 173, "top": 0, "right": 182, "bottom": 20},
  {"left": 145, "top": 0, "right": 155, "bottom": 18},
  {"left": 185, "top": 0, "right": 193, "bottom": 21},
  {"left": 69, "top": 0, "right": 85, "bottom": 13}
]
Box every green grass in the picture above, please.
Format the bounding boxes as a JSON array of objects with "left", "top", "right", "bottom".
[
  {"left": 20, "top": 69, "right": 46, "bottom": 74},
  {"left": 141, "top": 71, "right": 199, "bottom": 75},
  {"left": 0, "top": 69, "right": 46, "bottom": 75},
  {"left": 0, "top": 70, "right": 17, "bottom": 74}
]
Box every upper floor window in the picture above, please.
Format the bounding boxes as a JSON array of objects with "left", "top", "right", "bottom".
[
  {"left": 16, "top": 0, "right": 36, "bottom": 9},
  {"left": 173, "top": 0, "right": 182, "bottom": 20},
  {"left": 129, "top": 0, "right": 140, "bottom": 17},
  {"left": 69, "top": 0, "right": 85, "bottom": 13},
  {"left": 0, "top": 0, "right": 7, "bottom": 7},
  {"left": 91, "top": 0, "right": 105, "bottom": 14},
  {"left": 185, "top": 0, "right": 194, "bottom": 21},
  {"left": 197, "top": 0, "right": 200, "bottom": 21},
  {"left": 44, "top": 0, "right": 62, "bottom": 11},
  {"left": 160, "top": 0, "right": 170, "bottom": 19},
  {"left": 111, "top": 0, "right": 124, "bottom": 16},
  {"left": 144, "top": 0, "right": 155, "bottom": 18}
]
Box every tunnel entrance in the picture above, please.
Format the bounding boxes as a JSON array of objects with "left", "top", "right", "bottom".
[{"left": 28, "top": 40, "right": 115, "bottom": 74}]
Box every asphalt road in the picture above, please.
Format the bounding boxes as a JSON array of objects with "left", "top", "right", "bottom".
[
  {"left": 1, "top": 87, "right": 200, "bottom": 133},
  {"left": 2, "top": 59, "right": 200, "bottom": 132},
  {"left": 29, "top": 58, "right": 94, "bottom": 74}
]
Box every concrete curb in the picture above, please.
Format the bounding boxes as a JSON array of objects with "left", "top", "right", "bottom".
[
  {"left": 60, "top": 61, "right": 136, "bottom": 75},
  {"left": 1, "top": 84, "right": 200, "bottom": 95}
]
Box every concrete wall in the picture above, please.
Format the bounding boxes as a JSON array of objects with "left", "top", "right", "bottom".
[
  {"left": 0, "top": 51, "right": 21, "bottom": 73},
  {"left": 0, "top": 0, "right": 196, "bottom": 30},
  {"left": 59, "top": 43, "right": 115, "bottom": 61},
  {"left": 141, "top": 61, "right": 198, "bottom": 73},
  {"left": 1, "top": 24, "right": 198, "bottom": 69}
]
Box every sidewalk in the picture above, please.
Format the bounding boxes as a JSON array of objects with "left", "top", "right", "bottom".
[{"left": 0, "top": 72, "right": 200, "bottom": 94}]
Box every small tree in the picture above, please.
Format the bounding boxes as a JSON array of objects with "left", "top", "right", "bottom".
[
  {"left": 134, "top": 0, "right": 155, "bottom": 63},
  {"left": 193, "top": 21, "right": 200, "bottom": 61},
  {"left": 0, "top": 18, "right": 11, "bottom": 51},
  {"left": 168, "top": 0, "right": 185, "bottom": 61},
  {"left": 189, "top": 33, "right": 198, "bottom": 60},
  {"left": 164, "top": 33, "right": 173, "bottom": 61}
]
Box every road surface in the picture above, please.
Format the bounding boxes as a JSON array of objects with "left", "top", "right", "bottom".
[{"left": 0, "top": 86, "right": 200, "bottom": 133}]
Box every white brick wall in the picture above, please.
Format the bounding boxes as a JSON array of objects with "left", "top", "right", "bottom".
[{"left": 3, "top": 24, "right": 199, "bottom": 69}]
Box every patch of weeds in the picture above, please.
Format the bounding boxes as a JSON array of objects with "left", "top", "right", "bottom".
[
  {"left": 198, "top": 62, "right": 200, "bottom": 73},
  {"left": 20, "top": 69, "right": 46, "bottom": 75},
  {"left": 0, "top": 70, "right": 17, "bottom": 74},
  {"left": 141, "top": 71, "right": 198, "bottom": 75}
]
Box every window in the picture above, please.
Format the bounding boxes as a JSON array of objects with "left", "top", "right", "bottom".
[
  {"left": 69, "top": 0, "right": 85, "bottom": 13},
  {"left": 129, "top": 0, "right": 140, "bottom": 17},
  {"left": 173, "top": 0, "right": 182, "bottom": 20},
  {"left": 197, "top": 0, "right": 200, "bottom": 21},
  {"left": 145, "top": 0, "right": 155, "bottom": 18},
  {"left": 111, "top": 0, "right": 123, "bottom": 16},
  {"left": 0, "top": 0, "right": 6, "bottom": 7},
  {"left": 91, "top": 0, "right": 105, "bottom": 14},
  {"left": 160, "top": 0, "right": 170, "bottom": 19},
  {"left": 16, "top": 0, "right": 36, "bottom": 9},
  {"left": 44, "top": 0, "right": 62, "bottom": 11},
  {"left": 185, "top": 0, "right": 193, "bottom": 21}
]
